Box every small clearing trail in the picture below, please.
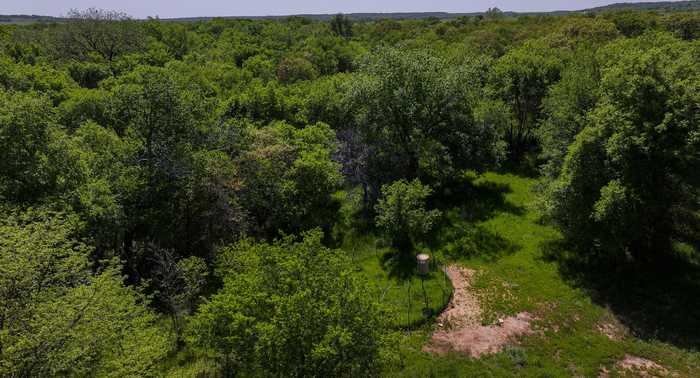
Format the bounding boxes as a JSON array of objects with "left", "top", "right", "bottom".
[{"left": 423, "top": 265, "right": 534, "bottom": 358}]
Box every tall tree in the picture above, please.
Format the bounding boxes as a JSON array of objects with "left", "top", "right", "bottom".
[
  {"left": 330, "top": 13, "right": 353, "bottom": 39},
  {"left": 538, "top": 50, "right": 601, "bottom": 178},
  {"left": 347, "top": 47, "right": 503, "bottom": 203},
  {"left": 490, "top": 40, "right": 562, "bottom": 160},
  {"left": 544, "top": 33, "right": 700, "bottom": 263},
  {"left": 54, "top": 8, "right": 143, "bottom": 62}
]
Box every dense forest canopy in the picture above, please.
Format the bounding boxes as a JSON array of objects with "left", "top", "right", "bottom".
[{"left": 1, "top": 5, "right": 699, "bottom": 377}]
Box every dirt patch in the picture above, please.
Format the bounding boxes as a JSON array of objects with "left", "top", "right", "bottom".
[
  {"left": 423, "top": 265, "right": 534, "bottom": 358},
  {"left": 598, "top": 355, "right": 673, "bottom": 378},
  {"left": 434, "top": 266, "right": 480, "bottom": 329},
  {"left": 597, "top": 320, "right": 627, "bottom": 341},
  {"left": 618, "top": 355, "right": 670, "bottom": 377}
]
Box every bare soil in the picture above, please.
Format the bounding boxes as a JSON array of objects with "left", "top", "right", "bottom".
[
  {"left": 597, "top": 320, "right": 627, "bottom": 341},
  {"left": 618, "top": 355, "right": 671, "bottom": 377},
  {"left": 598, "top": 355, "right": 673, "bottom": 378},
  {"left": 423, "top": 265, "right": 534, "bottom": 358}
]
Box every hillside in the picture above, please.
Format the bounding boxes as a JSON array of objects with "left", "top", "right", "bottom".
[
  {"left": 2, "top": 1, "right": 699, "bottom": 23},
  {"left": 587, "top": 0, "right": 700, "bottom": 12}
]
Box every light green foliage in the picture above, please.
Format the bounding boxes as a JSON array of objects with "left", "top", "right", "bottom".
[
  {"left": 375, "top": 179, "right": 440, "bottom": 251},
  {"left": 0, "top": 56, "right": 75, "bottom": 103},
  {"left": 0, "top": 92, "right": 60, "bottom": 202},
  {"left": 0, "top": 208, "right": 170, "bottom": 377},
  {"left": 224, "top": 80, "right": 306, "bottom": 125},
  {"left": 66, "top": 121, "right": 141, "bottom": 249},
  {"left": 176, "top": 256, "right": 208, "bottom": 304},
  {"left": 236, "top": 121, "right": 342, "bottom": 236},
  {"left": 242, "top": 54, "right": 276, "bottom": 81},
  {"left": 187, "top": 230, "right": 388, "bottom": 377},
  {"left": 298, "top": 73, "right": 353, "bottom": 126}
]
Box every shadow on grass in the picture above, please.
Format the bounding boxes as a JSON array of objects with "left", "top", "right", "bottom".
[
  {"left": 542, "top": 240, "right": 700, "bottom": 350},
  {"left": 436, "top": 225, "right": 521, "bottom": 263},
  {"left": 380, "top": 250, "right": 420, "bottom": 281},
  {"left": 431, "top": 174, "right": 525, "bottom": 224}
]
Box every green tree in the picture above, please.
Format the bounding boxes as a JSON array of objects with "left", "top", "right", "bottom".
[
  {"left": 63, "top": 121, "right": 140, "bottom": 259},
  {"left": 0, "top": 92, "right": 59, "bottom": 202},
  {"left": 54, "top": 8, "right": 143, "bottom": 62},
  {"left": 605, "top": 11, "right": 657, "bottom": 37},
  {"left": 67, "top": 61, "right": 111, "bottom": 88},
  {"left": 544, "top": 33, "right": 700, "bottom": 263},
  {"left": 347, "top": 47, "right": 503, "bottom": 201},
  {"left": 664, "top": 13, "right": 700, "bottom": 40},
  {"left": 187, "top": 230, "right": 388, "bottom": 377},
  {"left": 375, "top": 179, "right": 441, "bottom": 253},
  {"left": 0, "top": 208, "right": 170, "bottom": 377},
  {"left": 236, "top": 121, "right": 342, "bottom": 237},
  {"left": 0, "top": 56, "right": 75, "bottom": 104},
  {"left": 277, "top": 55, "right": 318, "bottom": 83},
  {"left": 538, "top": 50, "right": 600, "bottom": 178},
  {"left": 330, "top": 13, "right": 353, "bottom": 39},
  {"left": 490, "top": 39, "right": 562, "bottom": 160}
]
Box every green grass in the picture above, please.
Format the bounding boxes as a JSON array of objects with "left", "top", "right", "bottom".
[
  {"left": 376, "top": 172, "right": 700, "bottom": 377},
  {"left": 170, "top": 172, "right": 700, "bottom": 376},
  {"left": 339, "top": 231, "right": 453, "bottom": 329}
]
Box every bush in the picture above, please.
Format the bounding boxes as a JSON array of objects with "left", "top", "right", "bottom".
[
  {"left": 187, "top": 230, "right": 389, "bottom": 377},
  {"left": 375, "top": 179, "right": 441, "bottom": 253}
]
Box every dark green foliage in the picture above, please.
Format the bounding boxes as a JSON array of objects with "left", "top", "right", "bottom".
[
  {"left": 235, "top": 121, "right": 342, "bottom": 237},
  {"left": 489, "top": 39, "right": 563, "bottom": 160},
  {"left": 664, "top": 12, "right": 700, "bottom": 40},
  {"left": 538, "top": 50, "right": 600, "bottom": 178},
  {"left": 347, "top": 47, "right": 503, "bottom": 198},
  {"left": 330, "top": 13, "right": 353, "bottom": 38},
  {"left": 67, "top": 61, "right": 111, "bottom": 88},
  {"left": 544, "top": 33, "right": 700, "bottom": 262},
  {"left": 58, "top": 88, "right": 110, "bottom": 129},
  {"left": 53, "top": 8, "right": 144, "bottom": 62},
  {"left": 605, "top": 11, "right": 658, "bottom": 37},
  {"left": 277, "top": 55, "right": 318, "bottom": 83}
]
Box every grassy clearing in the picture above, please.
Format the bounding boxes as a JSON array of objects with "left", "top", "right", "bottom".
[
  {"left": 341, "top": 233, "right": 453, "bottom": 329},
  {"left": 378, "top": 172, "right": 700, "bottom": 377}
]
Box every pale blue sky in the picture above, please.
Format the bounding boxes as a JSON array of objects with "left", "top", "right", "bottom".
[{"left": 2, "top": 1, "right": 665, "bottom": 18}]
